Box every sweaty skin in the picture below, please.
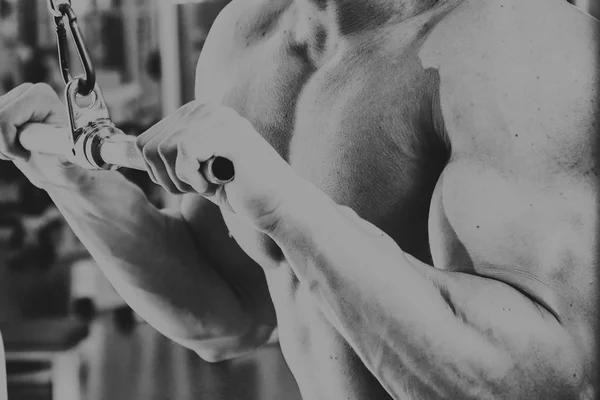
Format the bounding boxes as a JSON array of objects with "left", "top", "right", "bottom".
[{"left": 187, "top": 0, "right": 598, "bottom": 398}]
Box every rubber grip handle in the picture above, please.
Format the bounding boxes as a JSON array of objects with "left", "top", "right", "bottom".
[{"left": 18, "top": 123, "right": 235, "bottom": 185}]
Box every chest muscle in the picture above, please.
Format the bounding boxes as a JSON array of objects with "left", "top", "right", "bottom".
[{"left": 197, "top": 0, "right": 450, "bottom": 268}]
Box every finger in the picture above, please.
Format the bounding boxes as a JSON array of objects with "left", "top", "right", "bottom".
[
  {"left": 1, "top": 83, "right": 62, "bottom": 120},
  {"left": 0, "top": 83, "right": 34, "bottom": 109},
  {"left": 157, "top": 133, "right": 194, "bottom": 193},
  {"left": 189, "top": 106, "right": 251, "bottom": 164},
  {"left": 135, "top": 102, "right": 196, "bottom": 148},
  {"left": 139, "top": 128, "right": 168, "bottom": 187},
  {"left": 135, "top": 104, "right": 195, "bottom": 184},
  {"left": 175, "top": 144, "right": 210, "bottom": 195},
  {"left": 0, "top": 84, "right": 36, "bottom": 160},
  {"left": 140, "top": 129, "right": 185, "bottom": 193},
  {"left": 0, "top": 84, "right": 64, "bottom": 160}
]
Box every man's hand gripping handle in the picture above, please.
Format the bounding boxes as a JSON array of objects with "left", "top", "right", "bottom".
[{"left": 19, "top": 123, "right": 235, "bottom": 186}]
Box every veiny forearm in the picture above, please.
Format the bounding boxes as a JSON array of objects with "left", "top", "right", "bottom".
[
  {"left": 268, "top": 182, "right": 587, "bottom": 399},
  {"left": 46, "top": 171, "right": 252, "bottom": 356}
]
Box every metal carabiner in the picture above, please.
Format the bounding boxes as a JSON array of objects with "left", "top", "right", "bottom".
[
  {"left": 64, "top": 79, "right": 124, "bottom": 171},
  {"left": 48, "top": 0, "right": 96, "bottom": 96},
  {"left": 47, "top": 0, "right": 67, "bottom": 18}
]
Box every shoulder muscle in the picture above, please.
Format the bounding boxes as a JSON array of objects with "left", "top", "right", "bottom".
[{"left": 420, "top": 0, "right": 599, "bottom": 158}]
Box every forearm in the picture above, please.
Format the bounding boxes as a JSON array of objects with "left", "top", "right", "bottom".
[
  {"left": 268, "top": 182, "right": 585, "bottom": 399},
  {"left": 269, "top": 186, "right": 472, "bottom": 397},
  {"left": 46, "top": 172, "right": 252, "bottom": 356}
]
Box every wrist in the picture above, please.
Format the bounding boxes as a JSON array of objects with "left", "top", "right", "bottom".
[{"left": 262, "top": 176, "right": 336, "bottom": 242}]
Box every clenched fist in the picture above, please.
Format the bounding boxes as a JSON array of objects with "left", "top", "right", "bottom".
[
  {"left": 0, "top": 83, "right": 98, "bottom": 190},
  {"left": 136, "top": 101, "right": 303, "bottom": 232}
]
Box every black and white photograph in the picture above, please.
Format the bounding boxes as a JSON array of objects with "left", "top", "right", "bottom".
[{"left": 0, "top": 0, "right": 598, "bottom": 399}]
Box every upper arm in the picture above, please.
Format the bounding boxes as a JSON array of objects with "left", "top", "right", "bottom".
[
  {"left": 177, "top": 194, "right": 277, "bottom": 342},
  {"left": 413, "top": 0, "right": 599, "bottom": 392},
  {"left": 421, "top": 0, "right": 599, "bottom": 318}
]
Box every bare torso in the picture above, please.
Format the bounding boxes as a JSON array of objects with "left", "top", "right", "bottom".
[{"left": 192, "top": 0, "right": 599, "bottom": 398}]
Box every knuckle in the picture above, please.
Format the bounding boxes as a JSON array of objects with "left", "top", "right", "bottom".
[
  {"left": 176, "top": 138, "right": 191, "bottom": 154},
  {"left": 0, "top": 123, "right": 16, "bottom": 146},
  {"left": 141, "top": 144, "right": 159, "bottom": 162},
  {"left": 206, "top": 104, "right": 226, "bottom": 119},
  {"left": 1, "top": 141, "right": 17, "bottom": 153},
  {"left": 141, "top": 145, "right": 151, "bottom": 158},
  {"left": 157, "top": 140, "right": 175, "bottom": 159},
  {"left": 147, "top": 173, "right": 158, "bottom": 185},
  {"left": 340, "top": 205, "right": 358, "bottom": 217},
  {"left": 216, "top": 105, "right": 239, "bottom": 122},
  {"left": 31, "top": 82, "right": 55, "bottom": 96},
  {"left": 175, "top": 141, "right": 187, "bottom": 158},
  {"left": 37, "top": 85, "right": 61, "bottom": 105},
  {"left": 221, "top": 105, "right": 238, "bottom": 117},
  {"left": 174, "top": 157, "right": 186, "bottom": 174},
  {"left": 173, "top": 181, "right": 190, "bottom": 193},
  {"left": 174, "top": 160, "right": 188, "bottom": 181},
  {"left": 190, "top": 101, "right": 216, "bottom": 118},
  {"left": 164, "top": 184, "right": 181, "bottom": 195},
  {"left": 17, "top": 82, "right": 34, "bottom": 92},
  {"left": 182, "top": 102, "right": 197, "bottom": 113},
  {"left": 135, "top": 135, "right": 146, "bottom": 152}
]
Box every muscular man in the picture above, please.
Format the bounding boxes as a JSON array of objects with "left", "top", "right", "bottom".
[{"left": 0, "top": 0, "right": 597, "bottom": 398}]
